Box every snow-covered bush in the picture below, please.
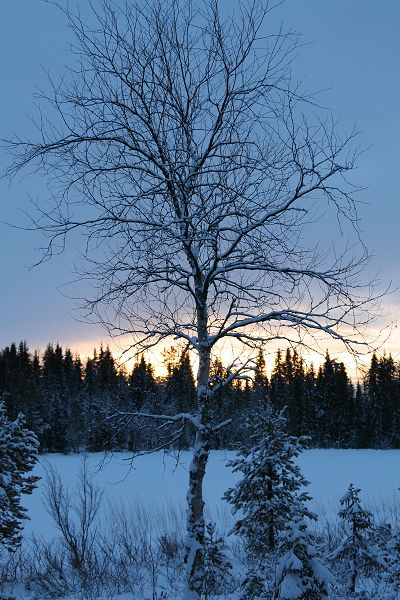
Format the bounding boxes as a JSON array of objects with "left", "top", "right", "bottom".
[
  {"left": 274, "top": 516, "right": 334, "bottom": 599},
  {"left": 225, "top": 402, "right": 315, "bottom": 557},
  {"left": 24, "top": 473, "right": 189, "bottom": 599},
  {"left": 43, "top": 461, "right": 103, "bottom": 577}
]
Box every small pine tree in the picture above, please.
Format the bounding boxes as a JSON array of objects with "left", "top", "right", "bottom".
[
  {"left": 332, "top": 483, "right": 377, "bottom": 594},
  {"left": 254, "top": 350, "right": 268, "bottom": 393},
  {"left": 388, "top": 525, "right": 400, "bottom": 591},
  {"left": 201, "top": 522, "right": 233, "bottom": 598},
  {"left": 274, "top": 516, "right": 333, "bottom": 599},
  {"left": 0, "top": 401, "right": 39, "bottom": 553},
  {"left": 224, "top": 402, "right": 314, "bottom": 557},
  {"left": 239, "top": 569, "right": 266, "bottom": 600}
]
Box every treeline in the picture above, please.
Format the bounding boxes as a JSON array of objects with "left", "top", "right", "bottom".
[{"left": 0, "top": 341, "right": 399, "bottom": 452}]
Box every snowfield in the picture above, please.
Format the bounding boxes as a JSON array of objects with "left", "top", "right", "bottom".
[
  {"left": 23, "top": 449, "right": 400, "bottom": 541},
  {"left": 3, "top": 449, "right": 399, "bottom": 600}
]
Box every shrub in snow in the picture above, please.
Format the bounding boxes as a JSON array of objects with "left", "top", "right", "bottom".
[
  {"left": 274, "top": 516, "right": 333, "bottom": 599},
  {"left": 332, "top": 483, "right": 382, "bottom": 594},
  {"left": 224, "top": 402, "right": 315, "bottom": 557},
  {"left": 0, "top": 400, "right": 39, "bottom": 554},
  {"left": 42, "top": 460, "right": 103, "bottom": 591}
]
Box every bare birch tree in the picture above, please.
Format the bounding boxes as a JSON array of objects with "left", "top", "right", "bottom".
[{"left": 6, "top": 0, "right": 380, "bottom": 596}]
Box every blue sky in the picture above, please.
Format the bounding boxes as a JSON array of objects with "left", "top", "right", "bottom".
[{"left": 0, "top": 0, "right": 399, "bottom": 360}]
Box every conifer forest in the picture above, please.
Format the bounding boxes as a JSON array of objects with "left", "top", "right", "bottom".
[{"left": 1, "top": 341, "right": 400, "bottom": 454}]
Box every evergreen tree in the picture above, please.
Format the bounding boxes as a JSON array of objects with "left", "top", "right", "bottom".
[
  {"left": 352, "top": 382, "right": 365, "bottom": 448},
  {"left": 41, "top": 343, "right": 69, "bottom": 452},
  {"left": 287, "top": 350, "right": 306, "bottom": 437},
  {"left": 254, "top": 350, "right": 268, "bottom": 392},
  {"left": 29, "top": 350, "right": 46, "bottom": 442},
  {"left": 0, "top": 401, "right": 40, "bottom": 553},
  {"left": 269, "top": 350, "right": 286, "bottom": 412},
  {"left": 161, "top": 348, "right": 196, "bottom": 447},
  {"left": 0, "top": 343, "right": 20, "bottom": 420},
  {"left": 224, "top": 403, "right": 314, "bottom": 557},
  {"left": 239, "top": 570, "right": 266, "bottom": 600},
  {"left": 0, "top": 343, "right": 46, "bottom": 442},
  {"left": 85, "top": 345, "right": 121, "bottom": 450},
  {"left": 364, "top": 353, "right": 380, "bottom": 447},
  {"left": 63, "top": 349, "right": 84, "bottom": 452},
  {"left": 201, "top": 522, "right": 233, "bottom": 598},
  {"left": 332, "top": 483, "right": 377, "bottom": 594},
  {"left": 366, "top": 354, "right": 400, "bottom": 447},
  {"left": 332, "top": 360, "right": 354, "bottom": 447},
  {"left": 15, "top": 342, "right": 34, "bottom": 420},
  {"left": 230, "top": 377, "right": 253, "bottom": 438},
  {"left": 274, "top": 516, "right": 333, "bottom": 599},
  {"left": 301, "top": 363, "right": 317, "bottom": 440},
  {"left": 378, "top": 355, "right": 398, "bottom": 445},
  {"left": 209, "top": 357, "right": 237, "bottom": 448},
  {"left": 126, "top": 355, "right": 158, "bottom": 449},
  {"left": 129, "top": 355, "right": 155, "bottom": 411},
  {"left": 387, "top": 524, "right": 400, "bottom": 592},
  {"left": 165, "top": 350, "right": 196, "bottom": 414},
  {"left": 315, "top": 353, "right": 354, "bottom": 447}
]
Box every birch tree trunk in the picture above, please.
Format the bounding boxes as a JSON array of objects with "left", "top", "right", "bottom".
[
  {"left": 184, "top": 296, "right": 211, "bottom": 599},
  {"left": 184, "top": 420, "right": 210, "bottom": 598}
]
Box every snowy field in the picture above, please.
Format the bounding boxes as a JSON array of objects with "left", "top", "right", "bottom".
[{"left": 23, "top": 449, "right": 400, "bottom": 541}]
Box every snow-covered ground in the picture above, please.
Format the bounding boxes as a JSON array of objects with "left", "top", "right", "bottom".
[{"left": 23, "top": 448, "right": 400, "bottom": 541}]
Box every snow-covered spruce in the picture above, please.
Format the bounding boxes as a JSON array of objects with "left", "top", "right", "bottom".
[
  {"left": 0, "top": 400, "right": 39, "bottom": 553},
  {"left": 201, "top": 521, "right": 234, "bottom": 598},
  {"left": 239, "top": 569, "right": 266, "bottom": 600},
  {"left": 224, "top": 402, "right": 315, "bottom": 557},
  {"left": 387, "top": 524, "right": 400, "bottom": 591},
  {"left": 332, "top": 483, "right": 384, "bottom": 594},
  {"left": 274, "top": 516, "right": 334, "bottom": 599}
]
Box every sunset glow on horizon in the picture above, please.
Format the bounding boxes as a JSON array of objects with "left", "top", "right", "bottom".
[{"left": 25, "top": 308, "right": 399, "bottom": 382}]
